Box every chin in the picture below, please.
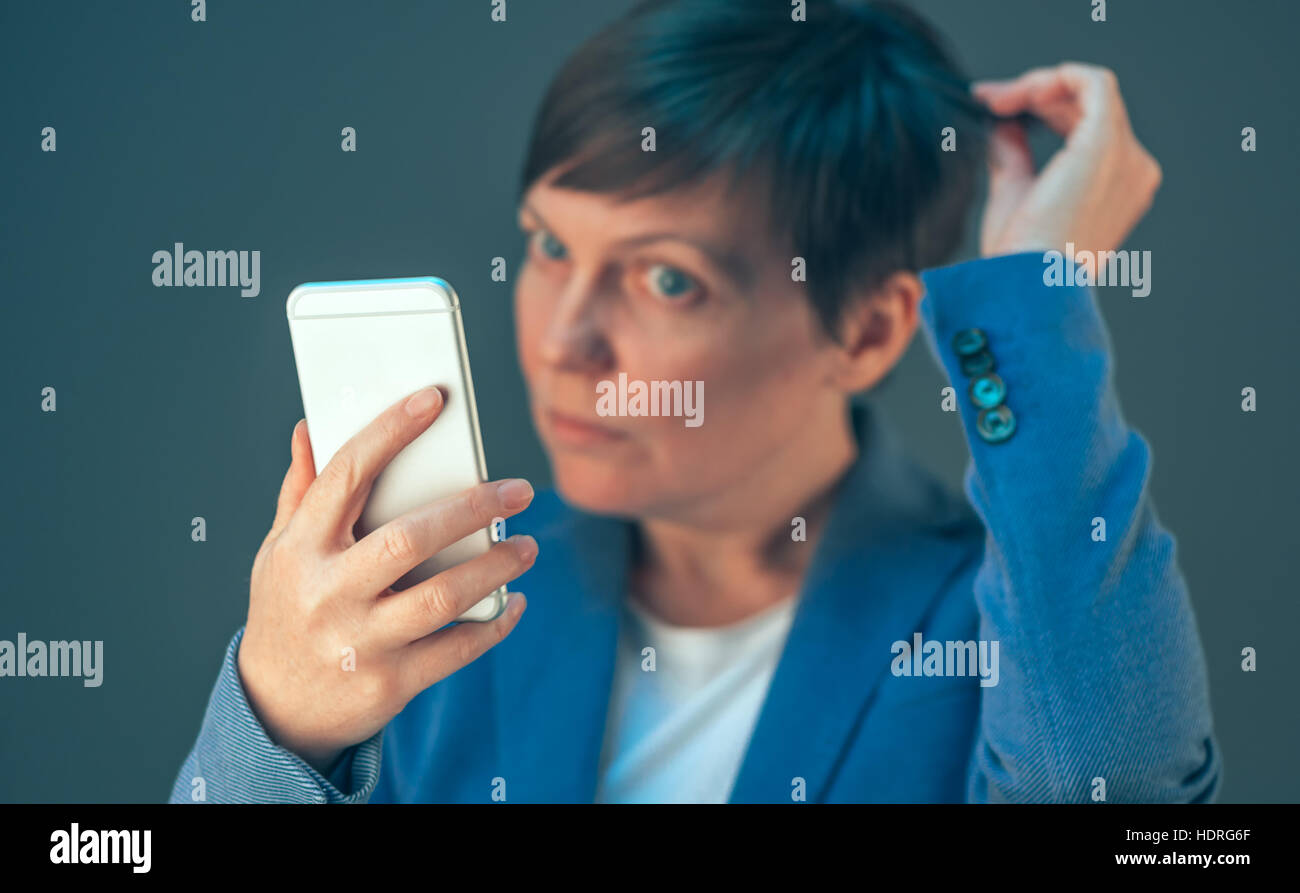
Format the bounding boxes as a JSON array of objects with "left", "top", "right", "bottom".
[{"left": 548, "top": 455, "right": 658, "bottom": 519}]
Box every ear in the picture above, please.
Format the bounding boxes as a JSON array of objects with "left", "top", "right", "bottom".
[{"left": 824, "top": 271, "right": 923, "bottom": 393}]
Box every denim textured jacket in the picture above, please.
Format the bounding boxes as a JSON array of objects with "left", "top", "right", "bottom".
[{"left": 170, "top": 251, "right": 1221, "bottom": 804}]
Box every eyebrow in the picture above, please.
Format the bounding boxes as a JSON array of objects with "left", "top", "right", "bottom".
[{"left": 519, "top": 200, "right": 756, "bottom": 292}]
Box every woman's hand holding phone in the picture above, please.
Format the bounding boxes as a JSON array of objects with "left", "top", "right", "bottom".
[{"left": 236, "top": 386, "right": 535, "bottom": 774}]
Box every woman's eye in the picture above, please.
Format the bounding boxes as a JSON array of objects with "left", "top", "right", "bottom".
[
  {"left": 533, "top": 230, "right": 568, "bottom": 261},
  {"left": 645, "top": 264, "right": 699, "bottom": 300}
]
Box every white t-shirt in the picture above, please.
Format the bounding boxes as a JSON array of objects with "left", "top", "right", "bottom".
[{"left": 593, "top": 594, "right": 800, "bottom": 804}]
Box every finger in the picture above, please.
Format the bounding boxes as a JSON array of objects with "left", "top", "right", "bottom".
[
  {"left": 343, "top": 478, "right": 536, "bottom": 596},
  {"left": 972, "top": 67, "right": 1068, "bottom": 115},
  {"left": 1056, "top": 62, "right": 1130, "bottom": 141},
  {"left": 373, "top": 535, "right": 538, "bottom": 645},
  {"left": 975, "top": 65, "right": 1114, "bottom": 138},
  {"left": 970, "top": 78, "right": 1010, "bottom": 95},
  {"left": 977, "top": 76, "right": 1077, "bottom": 136},
  {"left": 294, "top": 385, "right": 445, "bottom": 545},
  {"left": 397, "top": 592, "right": 527, "bottom": 697},
  {"left": 268, "top": 419, "right": 316, "bottom": 541}
]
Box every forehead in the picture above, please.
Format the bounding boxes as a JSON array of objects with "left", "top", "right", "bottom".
[{"left": 522, "top": 165, "right": 784, "bottom": 257}]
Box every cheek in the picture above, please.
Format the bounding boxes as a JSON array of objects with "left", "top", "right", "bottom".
[
  {"left": 513, "top": 264, "right": 548, "bottom": 380},
  {"left": 646, "top": 302, "right": 829, "bottom": 465},
  {"left": 707, "top": 362, "right": 818, "bottom": 462},
  {"left": 704, "top": 299, "right": 825, "bottom": 406}
]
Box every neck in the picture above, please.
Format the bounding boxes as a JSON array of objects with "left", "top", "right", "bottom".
[{"left": 631, "top": 400, "right": 858, "bottom": 627}]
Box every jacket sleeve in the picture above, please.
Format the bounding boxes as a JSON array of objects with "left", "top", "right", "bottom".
[
  {"left": 917, "top": 251, "right": 1222, "bottom": 803},
  {"left": 168, "top": 627, "right": 385, "bottom": 803}
]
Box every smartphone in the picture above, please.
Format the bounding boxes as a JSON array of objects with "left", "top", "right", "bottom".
[{"left": 285, "top": 276, "right": 507, "bottom": 623}]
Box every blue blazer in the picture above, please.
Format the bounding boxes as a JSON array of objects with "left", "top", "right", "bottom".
[{"left": 170, "top": 252, "right": 1222, "bottom": 804}]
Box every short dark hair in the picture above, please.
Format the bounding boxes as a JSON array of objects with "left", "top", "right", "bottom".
[{"left": 518, "top": 0, "right": 990, "bottom": 335}]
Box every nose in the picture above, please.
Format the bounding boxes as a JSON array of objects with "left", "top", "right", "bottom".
[{"left": 538, "top": 267, "right": 615, "bottom": 373}]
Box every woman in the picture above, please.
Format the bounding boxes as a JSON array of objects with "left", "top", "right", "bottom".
[{"left": 172, "top": 0, "right": 1220, "bottom": 803}]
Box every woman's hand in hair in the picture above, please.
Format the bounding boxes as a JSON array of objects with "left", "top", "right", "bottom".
[{"left": 971, "top": 63, "right": 1163, "bottom": 259}]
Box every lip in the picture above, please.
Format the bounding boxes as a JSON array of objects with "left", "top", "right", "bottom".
[{"left": 543, "top": 407, "right": 630, "bottom": 447}]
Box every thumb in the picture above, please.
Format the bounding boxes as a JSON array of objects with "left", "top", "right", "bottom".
[
  {"left": 268, "top": 419, "right": 316, "bottom": 540},
  {"left": 988, "top": 120, "right": 1035, "bottom": 189},
  {"left": 981, "top": 121, "right": 1037, "bottom": 254}
]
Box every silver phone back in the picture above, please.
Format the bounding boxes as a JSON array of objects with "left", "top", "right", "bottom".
[{"left": 286, "top": 277, "right": 506, "bottom": 623}]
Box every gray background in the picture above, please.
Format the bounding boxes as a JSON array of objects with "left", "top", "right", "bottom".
[{"left": 1, "top": 0, "right": 1295, "bottom": 802}]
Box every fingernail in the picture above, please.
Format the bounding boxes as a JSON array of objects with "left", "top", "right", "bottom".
[
  {"left": 510, "top": 534, "right": 538, "bottom": 561},
  {"left": 506, "top": 592, "right": 526, "bottom": 619},
  {"left": 405, "top": 386, "right": 442, "bottom": 418},
  {"left": 497, "top": 478, "right": 534, "bottom": 510}
]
